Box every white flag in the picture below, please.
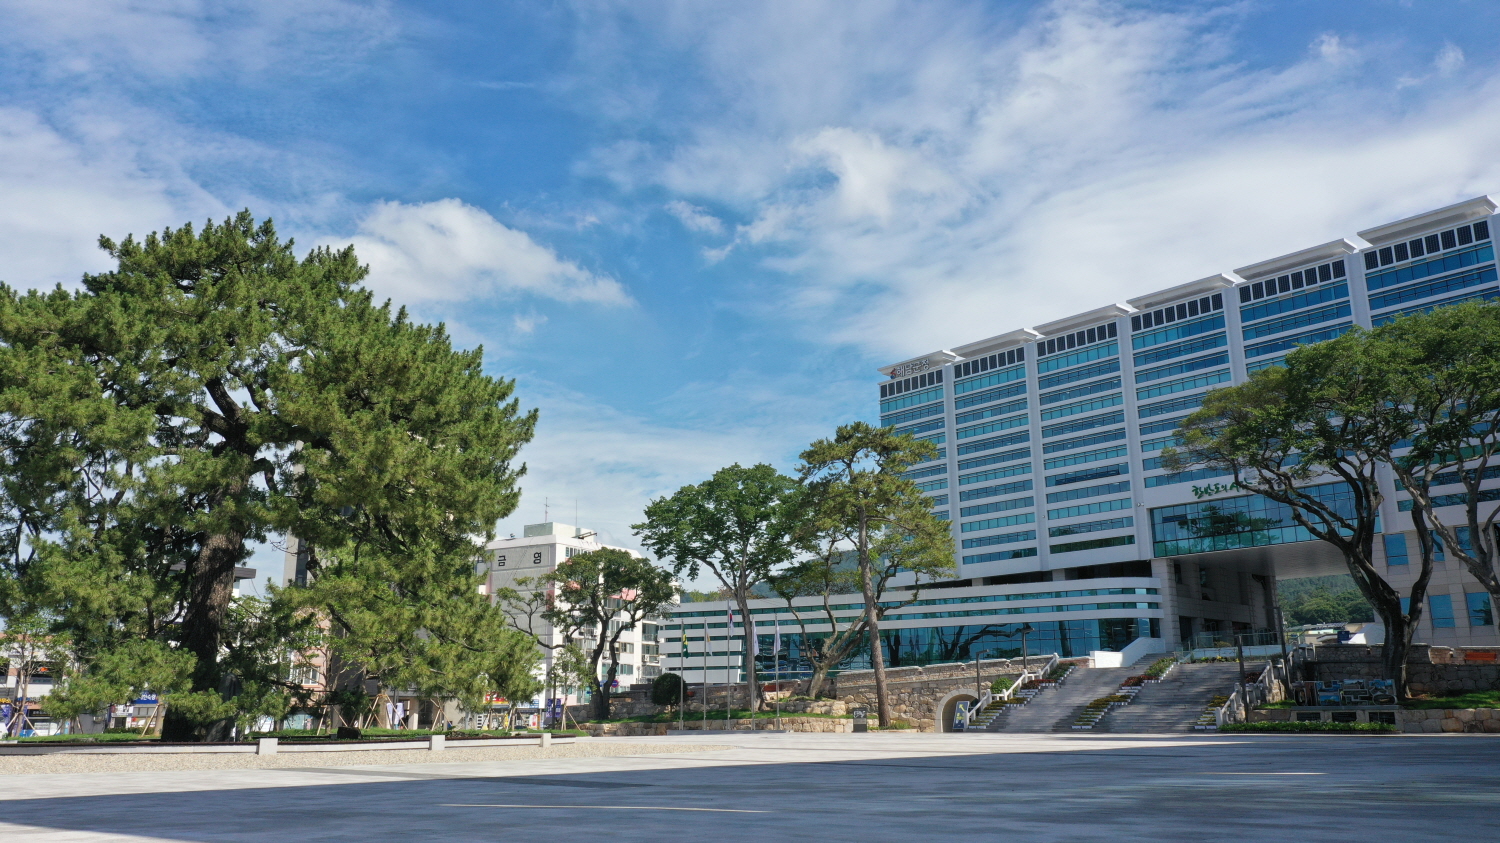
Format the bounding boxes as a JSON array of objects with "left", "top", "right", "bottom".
[
  {"left": 773, "top": 621, "right": 781, "bottom": 659},
  {"left": 750, "top": 617, "right": 759, "bottom": 656}
]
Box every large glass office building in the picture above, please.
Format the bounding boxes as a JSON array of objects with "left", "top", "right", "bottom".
[{"left": 662, "top": 196, "right": 1500, "bottom": 683}]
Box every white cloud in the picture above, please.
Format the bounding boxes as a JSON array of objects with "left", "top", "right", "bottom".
[
  {"left": 341, "top": 199, "right": 633, "bottom": 306},
  {"left": 664, "top": 199, "right": 725, "bottom": 234},
  {"left": 1435, "top": 43, "right": 1465, "bottom": 76},
  {"left": 566, "top": 0, "right": 1500, "bottom": 361}
]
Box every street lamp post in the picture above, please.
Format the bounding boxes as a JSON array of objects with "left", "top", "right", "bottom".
[{"left": 1018, "top": 623, "right": 1034, "bottom": 673}]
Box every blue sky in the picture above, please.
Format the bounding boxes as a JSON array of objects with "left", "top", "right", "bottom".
[{"left": 3, "top": 0, "right": 1500, "bottom": 574}]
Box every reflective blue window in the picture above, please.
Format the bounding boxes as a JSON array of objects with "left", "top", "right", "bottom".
[
  {"left": 1467, "top": 592, "right": 1494, "bottom": 626},
  {"left": 1429, "top": 594, "right": 1456, "bottom": 628},
  {"left": 1384, "top": 533, "right": 1409, "bottom": 566}
]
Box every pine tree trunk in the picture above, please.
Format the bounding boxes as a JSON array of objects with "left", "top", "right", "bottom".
[
  {"left": 162, "top": 527, "right": 244, "bottom": 741},
  {"left": 735, "top": 590, "right": 761, "bottom": 712},
  {"left": 858, "top": 513, "right": 891, "bottom": 727}
]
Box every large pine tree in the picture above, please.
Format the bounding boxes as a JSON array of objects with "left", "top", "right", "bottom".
[{"left": 0, "top": 212, "right": 538, "bottom": 739}]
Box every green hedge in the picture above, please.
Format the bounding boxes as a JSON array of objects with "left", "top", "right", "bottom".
[{"left": 1219, "top": 721, "right": 1396, "bottom": 733}]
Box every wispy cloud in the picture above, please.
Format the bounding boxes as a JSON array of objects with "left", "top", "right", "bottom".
[
  {"left": 567, "top": 0, "right": 1500, "bottom": 360},
  {"left": 340, "top": 199, "right": 633, "bottom": 306}
]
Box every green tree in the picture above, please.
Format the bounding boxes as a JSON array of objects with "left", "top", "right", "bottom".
[
  {"left": 798, "top": 423, "right": 956, "bottom": 726},
  {"left": 1372, "top": 301, "right": 1500, "bottom": 611},
  {"left": 1169, "top": 332, "right": 1432, "bottom": 697},
  {"left": 634, "top": 464, "right": 804, "bottom": 712},
  {"left": 650, "top": 672, "right": 687, "bottom": 709},
  {"left": 1278, "top": 575, "right": 1374, "bottom": 627},
  {"left": 542, "top": 548, "right": 676, "bottom": 720},
  {"left": 0, "top": 212, "right": 537, "bottom": 739}
]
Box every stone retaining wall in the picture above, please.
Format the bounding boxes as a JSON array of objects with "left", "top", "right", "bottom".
[{"left": 1300, "top": 645, "right": 1500, "bottom": 695}]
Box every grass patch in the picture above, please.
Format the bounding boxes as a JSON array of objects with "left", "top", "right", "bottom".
[
  {"left": 1402, "top": 690, "right": 1500, "bottom": 710},
  {"left": 1220, "top": 721, "right": 1396, "bottom": 733}
]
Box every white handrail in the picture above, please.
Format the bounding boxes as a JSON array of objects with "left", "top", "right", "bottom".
[{"left": 964, "top": 654, "right": 1059, "bottom": 730}]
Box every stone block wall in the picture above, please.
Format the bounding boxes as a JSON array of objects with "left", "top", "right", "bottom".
[
  {"left": 1301, "top": 645, "right": 1500, "bottom": 695},
  {"left": 583, "top": 716, "right": 852, "bottom": 737}
]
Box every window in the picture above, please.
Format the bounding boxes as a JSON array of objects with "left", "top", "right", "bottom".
[
  {"left": 955, "top": 364, "right": 1026, "bottom": 395},
  {"left": 1143, "top": 466, "right": 1233, "bottom": 487},
  {"left": 1136, "top": 369, "right": 1231, "bottom": 401},
  {"left": 956, "top": 430, "right": 1030, "bottom": 456},
  {"left": 1132, "top": 332, "right": 1227, "bottom": 367},
  {"left": 894, "top": 418, "right": 945, "bottom": 437},
  {"left": 880, "top": 369, "right": 943, "bottom": 400},
  {"left": 1241, "top": 302, "right": 1352, "bottom": 341},
  {"left": 1429, "top": 594, "right": 1456, "bottom": 628},
  {"left": 1139, "top": 415, "right": 1188, "bottom": 436},
  {"left": 1244, "top": 324, "right": 1353, "bottom": 359},
  {"left": 1361, "top": 221, "right": 1491, "bottom": 271},
  {"left": 1131, "top": 314, "right": 1226, "bottom": 350},
  {"left": 1384, "top": 534, "right": 1409, "bottom": 566},
  {"left": 929, "top": 494, "right": 949, "bottom": 507},
  {"left": 1173, "top": 562, "right": 1183, "bottom": 584},
  {"left": 954, "top": 345, "right": 1026, "bottom": 379},
  {"left": 1467, "top": 592, "right": 1494, "bottom": 626},
  {"left": 1138, "top": 393, "right": 1208, "bottom": 419},
  {"left": 1040, "top": 377, "right": 1120, "bottom": 406},
  {"left": 1038, "top": 321, "right": 1118, "bottom": 358},
  {"left": 1236, "top": 260, "right": 1345, "bottom": 304},
  {"left": 1132, "top": 293, "right": 1224, "bottom": 332},
  {"left": 963, "top": 547, "right": 1039, "bottom": 564},
  {"left": 1198, "top": 568, "right": 1210, "bottom": 587},
  {"left": 1040, "top": 393, "right": 1122, "bottom": 421},
  {"left": 915, "top": 478, "right": 948, "bottom": 493},
  {"left": 1044, "top": 445, "right": 1128, "bottom": 471},
  {"left": 960, "top": 463, "right": 1031, "bottom": 486},
  {"left": 617, "top": 663, "right": 634, "bottom": 676},
  {"left": 957, "top": 413, "right": 1027, "bottom": 440},
  {"left": 881, "top": 401, "right": 944, "bottom": 427},
  {"left": 1135, "top": 353, "right": 1229, "bottom": 384}
]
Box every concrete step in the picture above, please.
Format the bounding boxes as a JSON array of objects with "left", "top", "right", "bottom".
[
  {"left": 1102, "top": 662, "right": 1258, "bottom": 733},
  {"left": 998, "top": 667, "right": 1135, "bottom": 733}
]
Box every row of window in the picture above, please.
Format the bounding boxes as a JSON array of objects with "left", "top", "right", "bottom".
[
  {"left": 1045, "top": 480, "right": 1131, "bottom": 505},
  {"left": 1242, "top": 302, "right": 1351, "bottom": 341},
  {"left": 1038, "top": 321, "right": 1119, "bottom": 358},
  {"left": 1137, "top": 368, "right": 1232, "bottom": 401},
  {"left": 956, "top": 429, "right": 1030, "bottom": 456},
  {"left": 957, "top": 447, "right": 1030, "bottom": 473},
  {"left": 954, "top": 363, "right": 1026, "bottom": 395},
  {"left": 1363, "top": 220, "right": 1490, "bottom": 271},
  {"left": 1045, "top": 462, "right": 1127, "bottom": 488},
  {"left": 880, "top": 384, "right": 943, "bottom": 414},
  {"left": 1364, "top": 242, "right": 1494, "bottom": 293},
  {"left": 955, "top": 397, "right": 1027, "bottom": 426},
  {"left": 958, "top": 478, "right": 1033, "bottom": 502},
  {"left": 959, "top": 495, "right": 1035, "bottom": 519},
  {"left": 1043, "top": 410, "right": 1125, "bottom": 438},
  {"left": 1050, "top": 534, "right": 1136, "bottom": 554},
  {"left": 1143, "top": 466, "right": 1233, "bottom": 487},
  {"left": 957, "top": 412, "right": 1028, "bottom": 440},
  {"left": 880, "top": 400, "right": 944, "bottom": 427},
  {"left": 953, "top": 379, "right": 1027, "bottom": 410},
  {"left": 1372, "top": 287, "right": 1500, "bottom": 326},
  {"left": 1131, "top": 313, "right": 1225, "bottom": 351},
  {"left": 1043, "top": 444, "right": 1128, "bottom": 471},
  {"left": 959, "top": 462, "right": 1032, "bottom": 486},
  {"left": 1238, "top": 260, "right": 1345, "bottom": 304},
  {"left": 1240, "top": 282, "right": 1349, "bottom": 325},
  {"left": 1043, "top": 427, "right": 1128, "bottom": 455},
  {"left": 1131, "top": 293, "right": 1225, "bottom": 333},
  {"left": 1244, "top": 323, "right": 1352, "bottom": 359},
  {"left": 1036, "top": 341, "right": 1118, "bottom": 375},
  {"left": 1135, "top": 351, "right": 1227, "bottom": 384},
  {"left": 1368, "top": 266, "right": 1499, "bottom": 312},
  {"left": 1040, "top": 376, "right": 1120, "bottom": 406},
  {"left": 1139, "top": 415, "right": 1188, "bottom": 435},
  {"left": 1048, "top": 515, "right": 1133, "bottom": 538},
  {"left": 954, "top": 345, "right": 1026, "bottom": 379},
  {"left": 963, "top": 547, "right": 1039, "bottom": 564},
  {"left": 961, "top": 512, "right": 1036, "bottom": 533},
  {"left": 961, "top": 529, "right": 1037, "bottom": 550},
  {"left": 1139, "top": 392, "right": 1206, "bottom": 419},
  {"left": 1132, "top": 332, "right": 1227, "bottom": 368},
  {"left": 880, "top": 368, "right": 943, "bottom": 400},
  {"left": 902, "top": 464, "right": 947, "bottom": 481},
  {"left": 894, "top": 417, "right": 946, "bottom": 437},
  {"left": 1039, "top": 392, "right": 1123, "bottom": 422},
  {"left": 1047, "top": 496, "right": 1132, "bottom": 521},
  {"left": 1037, "top": 357, "right": 1120, "bottom": 390}
]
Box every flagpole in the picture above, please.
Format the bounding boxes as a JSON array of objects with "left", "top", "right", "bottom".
[
  {"left": 774, "top": 617, "right": 781, "bottom": 731},
  {"left": 701, "top": 621, "right": 708, "bottom": 731}
]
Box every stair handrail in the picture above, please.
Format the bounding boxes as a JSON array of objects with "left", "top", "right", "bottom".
[{"left": 966, "top": 654, "right": 1059, "bottom": 729}]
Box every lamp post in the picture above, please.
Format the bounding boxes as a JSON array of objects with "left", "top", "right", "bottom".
[
  {"left": 974, "top": 647, "right": 996, "bottom": 700},
  {"left": 1018, "top": 623, "right": 1034, "bottom": 673}
]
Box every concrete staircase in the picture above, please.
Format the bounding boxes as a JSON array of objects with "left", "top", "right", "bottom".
[
  {"left": 1102, "top": 662, "right": 1256, "bottom": 733},
  {"left": 996, "top": 667, "right": 1135, "bottom": 733}
]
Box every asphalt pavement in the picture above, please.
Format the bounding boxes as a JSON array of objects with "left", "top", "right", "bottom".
[{"left": 2, "top": 732, "right": 1497, "bottom": 842}]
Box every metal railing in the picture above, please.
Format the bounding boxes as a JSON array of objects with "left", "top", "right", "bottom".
[{"left": 961, "top": 654, "right": 1059, "bottom": 730}]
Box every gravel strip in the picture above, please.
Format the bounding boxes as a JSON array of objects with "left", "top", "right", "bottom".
[{"left": 0, "top": 742, "right": 729, "bottom": 775}]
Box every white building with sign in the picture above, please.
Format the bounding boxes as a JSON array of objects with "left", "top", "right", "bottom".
[{"left": 662, "top": 196, "right": 1500, "bottom": 684}]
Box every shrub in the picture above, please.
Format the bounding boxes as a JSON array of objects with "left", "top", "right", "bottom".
[
  {"left": 1219, "top": 721, "right": 1396, "bottom": 733},
  {"left": 989, "top": 676, "right": 1015, "bottom": 694},
  {"left": 650, "top": 673, "right": 688, "bottom": 707},
  {"left": 1142, "top": 657, "right": 1176, "bottom": 678}
]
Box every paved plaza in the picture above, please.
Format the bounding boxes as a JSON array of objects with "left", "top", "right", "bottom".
[{"left": 2, "top": 732, "right": 1498, "bottom": 842}]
